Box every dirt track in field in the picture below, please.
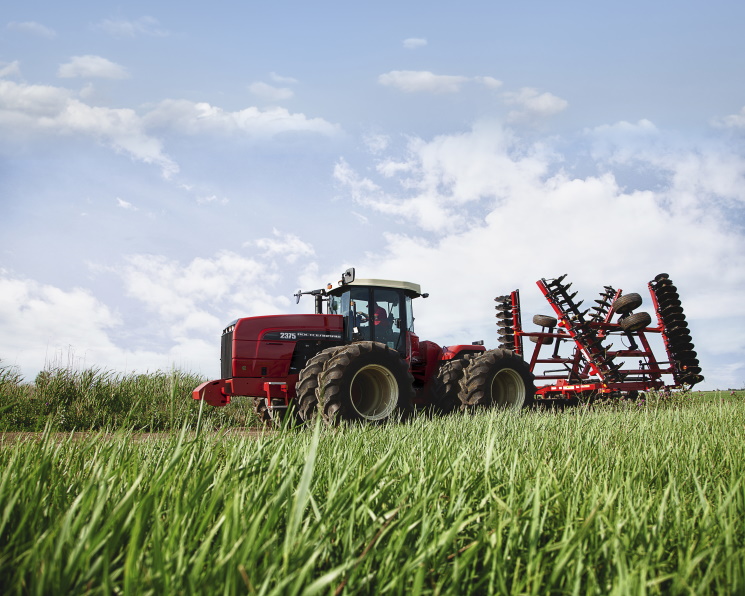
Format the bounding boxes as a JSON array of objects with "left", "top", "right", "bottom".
[{"left": 0, "top": 428, "right": 275, "bottom": 444}]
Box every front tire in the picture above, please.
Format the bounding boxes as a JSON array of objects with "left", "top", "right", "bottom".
[
  {"left": 317, "top": 341, "right": 414, "bottom": 424},
  {"left": 295, "top": 345, "right": 345, "bottom": 422},
  {"left": 459, "top": 349, "right": 535, "bottom": 410}
]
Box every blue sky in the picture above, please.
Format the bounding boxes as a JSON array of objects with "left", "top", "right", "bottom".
[{"left": 1, "top": 1, "right": 744, "bottom": 390}]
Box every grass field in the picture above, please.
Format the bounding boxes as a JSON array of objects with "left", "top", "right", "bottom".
[{"left": 1, "top": 386, "right": 744, "bottom": 594}]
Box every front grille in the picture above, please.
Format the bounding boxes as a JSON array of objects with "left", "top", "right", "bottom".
[{"left": 220, "top": 326, "right": 234, "bottom": 379}]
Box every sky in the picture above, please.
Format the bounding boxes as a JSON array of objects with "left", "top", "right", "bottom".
[{"left": 1, "top": 0, "right": 744, "bottom": 390}]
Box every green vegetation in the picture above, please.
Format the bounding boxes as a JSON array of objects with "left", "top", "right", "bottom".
[
  {"left": 0, "top": 360, "right": 256, "bottom": 431},
  {"left": 2, "top": 397, "right": 744, "bottom": 594}
]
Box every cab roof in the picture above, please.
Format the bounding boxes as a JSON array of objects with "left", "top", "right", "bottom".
[{"left": 327, "top": 278, "right": 423, "bottom": 297}]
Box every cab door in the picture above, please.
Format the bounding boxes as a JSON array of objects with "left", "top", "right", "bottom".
[{"left": 370, "top": 288, "right": 405, "bottom": 354}]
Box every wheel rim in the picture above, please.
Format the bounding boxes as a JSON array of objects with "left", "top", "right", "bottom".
[
  {"left": 349, "top": 364, "right": 399, "bottom": 421},
  {"left": 490, "top": 368, "right": 526, "bottom": 409}
]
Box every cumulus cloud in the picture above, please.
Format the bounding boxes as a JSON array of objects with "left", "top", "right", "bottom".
[
  {"left": 0, "top": 272, "right": 122, "bottom": 379},
  {"left": 116, "top": 249, "right": 301, "bottom": 347},
  {"left": 0, "top": 61, "right": 21, "bottom": 79},
  {"left": 270, "top": 72, "right": 298, "bottom": 84},
  {"left": 58, "top": 55, "right": 130, "bottom": 79},
  {"left": 379, "top": 71, "right": 470, "bottom": 94},
  {"left": 0, "top": 79, "right": 177, "bottom": 177},
  {"left": 249, "top": 81, "right": 294, "bottom": 102},
  {"left": 143, "top": 99, "right": 339, "bottom": 137},
  {"left": 6, "top": 21, "right": 56, "bottom": 39},
  {"left": 116, "top": 198, "right": 138, "bottom": 210},
  {"left": 713, "top": 105, "right": 745, "bottom": 130},
  {"left": 0, "top": 77, "right": 338, "bottom": 178},
  {"left": 504, "top": 87, "right": 568, "bottom": 122},
  {"left": 378, "top": 70, "right": 501, "bottom": 94},
  {"left": 334, "top": 119, "right": 745, "bottom": 389},
  {"left": 196, "top": 194, "right": 229, "bottom": 205},
  {"left": 403, "top": 38, "right": 427, "bottom": 49},
  {"left": 249, "top": 229, "right": 316, "bottom": 264},
  {"left": 95, "top": 16, "right": 168, "bottom": 38}
]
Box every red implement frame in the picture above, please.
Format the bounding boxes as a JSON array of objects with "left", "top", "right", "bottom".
[{"left": 501, "top": 274, "right": 700, "bottom": 402}]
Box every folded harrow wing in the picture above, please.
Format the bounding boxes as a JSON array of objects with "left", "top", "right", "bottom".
[{"left": 497, "top": 273, "right": 703, "bottom": 403}]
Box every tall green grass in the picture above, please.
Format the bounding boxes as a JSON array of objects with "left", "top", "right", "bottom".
[
  {"left": 1, "top": 402, "right": 743, "bottom": 594},
  {"left": 0, "top": 360, "right": 256, "bottom": 431}
]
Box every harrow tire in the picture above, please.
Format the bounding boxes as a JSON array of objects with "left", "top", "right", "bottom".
[
  {"left": 458, "top": 349, "right": 536, "bottom": 410},
  {"left": 529, "top": 335, "right": 553, "bottom": 345},
  {"left": 295, "top": 345, "right": 345, "bottom": 422},
  {"left": 619, "top": 311, "right": 652, "bottom": 332},
  {"left": 613, "top": 293, "right": 643, "bottom": 315},
  {"left": 432, "top": 357, "right": 472, "bottom": 415},
  {"left": 317, "top": 341, "right": 414, "bottom": 425},
  {"left": 533, "top": 314, "right": 558, "bottom": 328}
]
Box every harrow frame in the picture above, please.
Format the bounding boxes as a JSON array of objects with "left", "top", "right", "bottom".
[{"left": 495, "top": 273, "right": 703, "bottom": 403}]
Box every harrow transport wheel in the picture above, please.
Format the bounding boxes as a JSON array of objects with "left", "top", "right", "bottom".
[
  {"left": 533, "top": 314, "right": 558, "bottom": 328},
  {"left": 459, "top": 349, "right": 536, "bottom": 410},
  {"left": 432, "top": 357, "right": 472, "bottom": 415},
  {"left": 317, "top": 341, "right": 414, "bottom": 425},
  {"left": 295, "top": 346, "right": 344, "bottom": 422},
  {"left": 613, "top": 293, "right": 643, "bottom": 315},
  {"left": 619, "top": 311, "right": 652, "bottom": 332}
]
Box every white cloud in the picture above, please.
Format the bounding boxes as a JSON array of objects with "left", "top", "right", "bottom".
[
  {"left": 270, "top": 72, "right": 298, "bottom": 84},
  {"left": 478, "top": 76, "right": 502, "bottom": 89},
  {"left": 95, "top": 16, "right": 168, "bottom": 38},
  {"left": 363, "top": 132, "right": 390, "bottom": 154},
  {"left": 378, "top": 70, "right": 502, "bottom": 94},
  {"left": 196, "top": 194, "right": 229, "bottom": 205},
  {"left": 143, "top": 99, "right": 339, "bottom": 137},
  {"left": 379, "top": 70, "right": 469, "bottom": 94},
  {"left": 249, "top": 81, "right": 294, "bottom": 102},
  {"left": 713, "top": 105, "right": 745, "bottom": 130},
  {"left": 58, "top": 55, "right": 130, "bottom": 80},
  {"left": 6, "top": 21, "right": 56, "bottom": 39},
  {"left": 116, "top": 198, "right": 138, "bottom": 210},
  {"left": 116, "top": 251, "right": 295, "bottom": 344},
  {"left": 0, "top": 61, "right": 22, "bottom": 79},
  {"left": 0, "top": 77, "right": 338, "bottom": 178},
  {"left": 0, "top": 79, "right": 178, "bottom": 177},
  {"left": 249, "top": 229, "right": 316, "bottom": 264},
  {"left": 403, "top": 38, "right": 427, "bottom": 49},
  {"left": 334, "top": 119, "right": 745, "bottom": 390},
  {"left": 0, "top": 272, "right": 122, "bottom": 380},
  {"left": 504, "top": 87, "right": 568, "bottom": 122}
]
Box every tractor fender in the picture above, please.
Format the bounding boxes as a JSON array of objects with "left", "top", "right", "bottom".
[{"left": 441, "top": 344, "right": 487, "bottom": 361}]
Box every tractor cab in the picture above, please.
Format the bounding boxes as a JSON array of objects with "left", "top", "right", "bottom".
[{"left": 325, "top": 275, "right": 423, "bottom": 356}]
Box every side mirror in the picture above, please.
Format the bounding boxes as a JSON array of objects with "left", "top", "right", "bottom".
[{"left": 342, "top": 268, "right": 355, "bottom": 284}]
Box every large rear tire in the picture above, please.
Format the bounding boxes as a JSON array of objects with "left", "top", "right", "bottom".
[
  {"left": 295, "top": 345, "right": 345, "bottom": 422},
  {"left": 459, "top": 349, "right": 536, "bottom": 410},
  {"left": 317, "top": 341, "right": 415, "bottom": 424}
]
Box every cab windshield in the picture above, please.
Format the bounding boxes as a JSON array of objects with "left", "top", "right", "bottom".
[{"left": 332, "top": 287, "right": 406, "bottom": 353}]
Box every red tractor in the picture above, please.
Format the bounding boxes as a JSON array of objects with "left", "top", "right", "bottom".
[{"left": 193, "top": 268, "right": 535, "bottom": 425}]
